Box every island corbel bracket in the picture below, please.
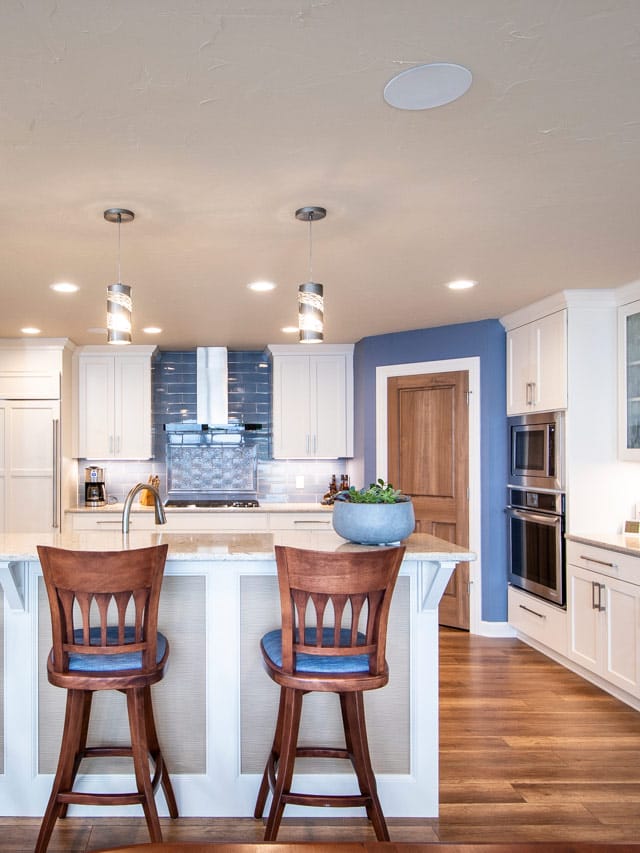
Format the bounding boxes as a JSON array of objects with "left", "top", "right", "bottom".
[
  {"left": 416, "top": 559, "right": 458, "bottom": 611},
  {"left": 0, "top": 561, "right": 27, "bottom": 610}
]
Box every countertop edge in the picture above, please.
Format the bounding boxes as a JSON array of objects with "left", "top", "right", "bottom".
[{"left": 566, "top": 532, "right": 640, "bottom": 557}]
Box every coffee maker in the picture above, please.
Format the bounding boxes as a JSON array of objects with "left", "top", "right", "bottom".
[{"left": 84, "top": 466, "right": 106, "bottom": 507}]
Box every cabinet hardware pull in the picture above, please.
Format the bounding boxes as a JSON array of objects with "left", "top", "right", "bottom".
[
  {"left": 530, "top": 381, "right": 537, "bottom": 405},
  {"left": 52, "top": 419, "right": 59, "bottom": 529},
  {"left": 598, "top": 582, "right": 606, "bottom": 612},
  {"left": 96, "top": 520, "right": 122, "bottom": 525},
  {"left": 581, "top": 555, "right": 618, "bottom": 569},
  {"left": 293, "top": 519, "right": 330, "bottom": 525},
  {"left": 519, "top": 604, "right": 546, "bottom": 619},
  {"left": 592, "top": 580, "right": 600, "bottom": 610},
  {"left": 109, "top": 435, "right": 114, "bottom": 454}
]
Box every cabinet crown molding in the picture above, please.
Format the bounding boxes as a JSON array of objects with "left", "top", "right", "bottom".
[
  {"left": 500, "top": 290, "right": 615, "bottom": 331},
  {"left": 267, "top": 343, "right": 354, "bottom": 357}
]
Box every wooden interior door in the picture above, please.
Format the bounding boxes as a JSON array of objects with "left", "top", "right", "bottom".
[{"left": 387, "top": 371, "right": 470, "bottom": 629}]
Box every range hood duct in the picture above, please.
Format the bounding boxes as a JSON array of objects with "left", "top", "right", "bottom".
[{"left": 196, "top": 346, "right": 228, "bottom": 425}]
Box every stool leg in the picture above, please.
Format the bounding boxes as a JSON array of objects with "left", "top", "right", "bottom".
[
  {"left": 341, "top": 691, "right": 389, "bottom": 842},
  {"left": 127, "top": 687, "right": 162, "bottom": 843},
  {"left": 264, "top": 687, "right": 303, "bottom": 842},
  {"left": 254, "top": 686, "right": 287, "bottom": 819},
  {"left": 143, "top": 685, "right": 179, "bottom": 819},
  {"left": 58, "top": 690, "right": 93, "bottom": 820},
  {"left": 35, "top": 689, "right": 88, "bottom": 853}
]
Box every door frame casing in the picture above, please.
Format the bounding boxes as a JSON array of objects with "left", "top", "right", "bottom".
[{"left": 375, "top": 357, "right": 481, "bottom": 635}]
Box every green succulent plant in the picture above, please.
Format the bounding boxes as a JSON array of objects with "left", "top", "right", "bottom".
[{"left": 337, "top": 478, "right": 405, "bottom": 504}]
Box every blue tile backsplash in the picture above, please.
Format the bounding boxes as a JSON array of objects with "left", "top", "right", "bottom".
[{"left": 78, "top": 349, "right": 350, "bottom": 504}]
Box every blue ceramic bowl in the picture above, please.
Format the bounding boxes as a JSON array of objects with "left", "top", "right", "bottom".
[{"left": 332, "top": 498, "right": 415, "bottom": 545}]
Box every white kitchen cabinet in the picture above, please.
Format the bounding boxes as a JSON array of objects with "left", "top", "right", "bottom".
[
  {"left": 566, "top": 542, "right": 640, "bottom": 699},
  {"left": 0, "top": 401, "right": 60, "bottom": 533},
  {"left": 506, "top": 309, "right": 567, "bottom": 415},
  {"left": 76, "top": 346, "right": 156, "bottom": 459},
  {"left": 618, "top": 300, "right": 640, "bottom": 460},
  {"left": 268, "top": 344, "right": 354, "bottom": 459},
  {"left": 508, "top": 585, "right": 567, "bottom": 655},
  {"left": 0, "top": 340, "right": 75, "bottom": 533}
]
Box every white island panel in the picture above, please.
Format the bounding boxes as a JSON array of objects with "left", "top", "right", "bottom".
[{"left": 0, "top": 530, "right": 474, "bottom": 819}]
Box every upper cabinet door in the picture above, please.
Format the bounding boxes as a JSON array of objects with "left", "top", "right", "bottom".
[
  {"left": 619, "top": 301, "right": 640, "bottom": 460},
  {"left": 271, "top": 355, "right": 312, "bottom": 458},
  {"left": 77, "top": 356, "right": 115, "bottom": 458},
  {"left": 506, "top": 309, "right": 568, "bottom": 416}
]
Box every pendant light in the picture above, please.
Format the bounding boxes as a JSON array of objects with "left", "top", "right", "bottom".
[
  {"left": 104, "top": 208, "right": 134, "bottom": 345},
  {"left": 296, "top": 206, "right": 326, "bottom": 343}
]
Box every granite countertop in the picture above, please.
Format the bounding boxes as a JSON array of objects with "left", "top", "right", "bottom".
[
  {"left": 66, "top": 502, "right": 332, "bottom": 514},
  {"left": 0, "top": 529, "right": 475, "bottom": 563},
  {"left": 566, "top": 531, "right": 640, "bottom": 558}
]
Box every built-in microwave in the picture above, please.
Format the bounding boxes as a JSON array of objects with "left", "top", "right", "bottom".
[{"left": 509, "top": 411, "right": 564, "bottom": 490}]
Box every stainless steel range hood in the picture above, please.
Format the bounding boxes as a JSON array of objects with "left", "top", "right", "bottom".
[{"left": 196, "top": 346, "right": 229, "bottom": 425}]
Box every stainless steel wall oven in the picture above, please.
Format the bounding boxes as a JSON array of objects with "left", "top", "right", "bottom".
[{"left": 507, "top": 487, "right": 565, "bottom": 607}]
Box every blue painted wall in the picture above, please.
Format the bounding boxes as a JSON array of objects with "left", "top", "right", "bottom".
[{"left": 353, "top": 319, "right": 508, "bottom": 622}]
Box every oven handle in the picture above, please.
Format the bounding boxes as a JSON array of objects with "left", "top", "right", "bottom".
[{"left": 508, "top": 508, "right": 561, "bottom": 526}]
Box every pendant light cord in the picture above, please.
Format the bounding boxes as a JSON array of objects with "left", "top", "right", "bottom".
[
  {"left": 117, "top": 213, "right": 122, "bottom": 284},
  {"left": 308, "top": 216, "right": 313, "bottom": 282}
]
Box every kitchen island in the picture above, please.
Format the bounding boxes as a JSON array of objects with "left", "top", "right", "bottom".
[{"left": 0, "top": 530, "right": 474, "bottom": 819}]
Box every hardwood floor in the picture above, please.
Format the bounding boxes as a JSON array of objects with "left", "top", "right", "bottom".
[{"left": 4, "top": 629, "right": 640, "bottom": 851}]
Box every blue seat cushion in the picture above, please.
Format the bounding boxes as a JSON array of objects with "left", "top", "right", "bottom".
[
  {"left": 64, "top": 626, "right": 167, "bottom": 673},
  {"left": 262, "top": 627, "right": 370, "bottom": 674}
]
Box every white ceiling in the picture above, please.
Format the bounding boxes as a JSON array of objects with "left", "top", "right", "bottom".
[{"left": 2, "top": 0, "right": 640, "bottom": 349}]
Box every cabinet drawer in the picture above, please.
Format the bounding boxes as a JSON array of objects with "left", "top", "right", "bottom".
[
  {"left": 164, "top": 512, "right": 268, "bottom": 532},
  {"left": 566, "top": 541, "right": 640, "bottom": 586},
  {"left": 268, "top": 513, "right": 333, "bottom": 531},
  {"left": 508, "top": 585, "right": 567, "bottom": 654},
  {"left": 70, "top": 513, "right": 155, "bottom": 531}
]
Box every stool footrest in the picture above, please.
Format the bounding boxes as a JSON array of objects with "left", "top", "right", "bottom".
[
  {"left": 296, "top": 747, "right": 350, "bottom": 760},
  {"left": 57, "top": 791, "right": 147, "bottom": 807},
  {"left": 283, "top": 792, "right": 371, "bottom": 809}
]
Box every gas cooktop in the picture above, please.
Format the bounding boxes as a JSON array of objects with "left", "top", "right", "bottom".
[{"left": 164, "top": 499, "right": 260, "bottom": 509}]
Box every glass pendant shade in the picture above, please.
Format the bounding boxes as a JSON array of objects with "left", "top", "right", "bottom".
[
  {"left": 107, "top": 282, "right": 132, "bottom": 345},
  {"left": 298, "top": 281, "right": 324, "bottom": 343}
]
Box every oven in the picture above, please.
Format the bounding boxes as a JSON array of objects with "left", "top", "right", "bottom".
[
  {"left": 509, "top": 411, "right": 564, "bottom": 490},
  {"left": 507, "top": 487, "right": 566, "bottom": 607}
]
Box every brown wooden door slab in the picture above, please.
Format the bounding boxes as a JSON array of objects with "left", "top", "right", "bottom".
[{"left": 387, "top": 370, "right": 470, "bottom": 629}]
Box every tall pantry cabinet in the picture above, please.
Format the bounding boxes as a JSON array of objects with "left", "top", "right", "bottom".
[{"left": 0, "top": 340, "right": 75, "bottom": 533}]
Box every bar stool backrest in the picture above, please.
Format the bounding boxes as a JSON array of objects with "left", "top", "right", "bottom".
[
  {"left": 37, "top": 544, "right": 168, "bottom": 676},
  {"left": 274, "top": 544, "right": 405, "bottom": 677}
]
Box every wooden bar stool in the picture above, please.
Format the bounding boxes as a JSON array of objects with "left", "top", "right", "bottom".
[
  {"left": 35, "top": 544, "right": 178, "bottom": 853},
  {"left": 254, "top": 544, "right": 406, "bottom": 842}
]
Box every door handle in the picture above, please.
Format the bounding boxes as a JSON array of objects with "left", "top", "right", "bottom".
[{"left": 52, "top": 419, "right": 59, "bottom": 529}]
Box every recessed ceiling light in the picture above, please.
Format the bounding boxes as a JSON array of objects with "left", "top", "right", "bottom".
[
  {"left": 447, "top": 279, "right": 478, "bottom": 290},
  {"left": 50, "top": 282, "right": 79, "bottom": 293},
  {"left": 248, "top": 280, "right": 276, "bottom": 292},
  {"left": 281, "top": 326, "right": 298, "bottom": 334},
  {"left": 384, "top": 62, "right": 472, "bottom": 110},
  {"left": 142, "top": 326, "right": 162, "bottom": 335},
  {"left": 21, "top": 327, "right": 41, "bottom": 335}
]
